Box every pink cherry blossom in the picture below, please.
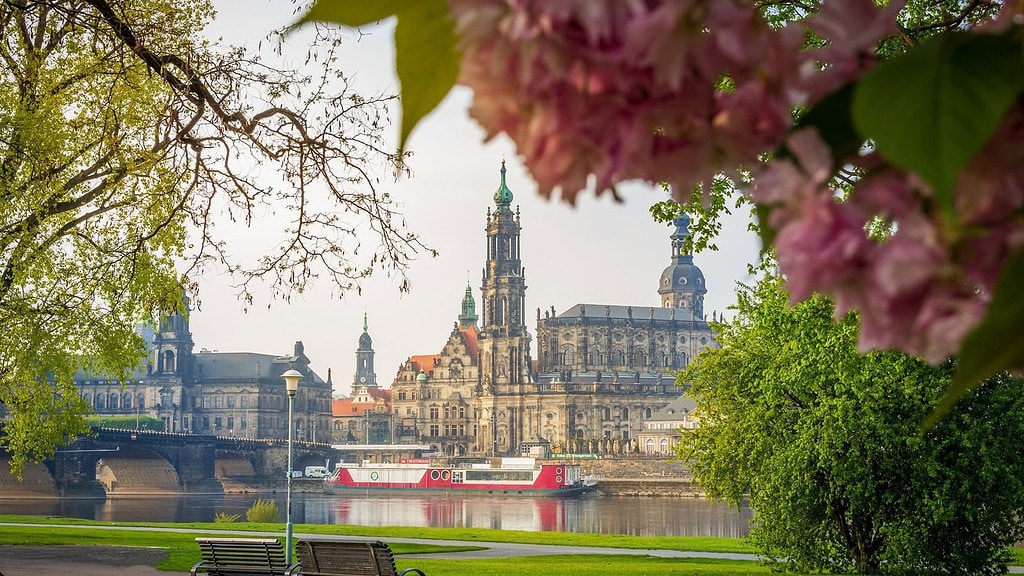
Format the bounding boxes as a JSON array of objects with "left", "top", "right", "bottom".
[
  {"left": 450, "top": 0, "right": 794, "bottom": 203},
  {"left": 445, "top": 0, "right": 1024, "bottom": 367}
]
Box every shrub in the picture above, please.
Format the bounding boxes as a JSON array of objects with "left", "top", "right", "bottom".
[
  {"left": 245, "top": 499, "right": 279, "bottom": 523},
  {"left": 214, "top": 512, "right": 241, "bottom": 523}
]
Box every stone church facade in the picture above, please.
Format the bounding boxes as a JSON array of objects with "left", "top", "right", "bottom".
[{"left": 389, "top": 163, "right": 715, "bottom": 456}]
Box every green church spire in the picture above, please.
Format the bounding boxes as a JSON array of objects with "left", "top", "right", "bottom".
[
  {"left": 459, "top": 282, "right": 478, "bottom": 329},
  {"left": 493, "top": 160, "right": 513, "bottom": 207}
]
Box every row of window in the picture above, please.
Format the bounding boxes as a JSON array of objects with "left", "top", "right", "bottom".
[
  {"left": 427, "top": 424, "right": 468, "bottom": 437},
  {"left": 83, "top": 392, "right": 145, "bottom": 411},
  {"left": 83, "top": 391, "right": 330, "bottom": 413},
  {"left": 428, "top": 406, "right": 467, "bottom": 419},
  {"left": 551, "top": 350, "right": 690, "bottom": 368},
  {"left": 201, "top": 395, "right": 251, "bottom": 409}
]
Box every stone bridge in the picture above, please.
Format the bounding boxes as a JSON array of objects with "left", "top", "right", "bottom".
[{"left": 0, "top": 427, "right": 338, "bottom": 496}]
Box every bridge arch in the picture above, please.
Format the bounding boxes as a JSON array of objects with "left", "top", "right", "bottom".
[{"left": 96, "top": 447, "right": 180, "bottom": 494}]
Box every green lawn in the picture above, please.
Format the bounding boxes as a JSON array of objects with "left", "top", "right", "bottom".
[
  {"left": 0, "top": 516, "right": 762, "bottom": 573},
  {"left": 1, "top": 515, "right": 1020, "bottom": 574},
  {"left": 0, "top": 514, "right": 756, "bottom": 554}
]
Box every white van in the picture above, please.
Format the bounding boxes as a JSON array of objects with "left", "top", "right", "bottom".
[{"left": 304, "top": 465, "right": 328, "bottom": 478}]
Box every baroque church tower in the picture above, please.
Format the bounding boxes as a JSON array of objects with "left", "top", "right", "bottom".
[
  {"left": 152, "top": 296, "right": 193, "bottom": 378},
  {"left": 148, "top": 294, "right": 194, "bottom": 433},
  {"left": 352, "top": 313, "right": 377, "bottom": 388},
  {"left": 657, "top": 215, "right": 706, "bottom": 318},
  {"left": 478, "top": 161, "right": 533, "bottom": 454}
]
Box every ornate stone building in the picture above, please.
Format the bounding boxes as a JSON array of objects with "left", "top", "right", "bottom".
[
  {"left": 75, "top": 302, "right": 333, "bottom": 442},
  {"left": 389, "top": 164, "right": 715, "bottom": 457},
  {"left": 532, "top": 215, "right": 715, "bottom": 452}
]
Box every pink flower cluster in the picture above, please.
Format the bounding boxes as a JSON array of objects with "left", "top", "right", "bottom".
[
  {"left": 449, "top": 0, "right": 801, "bottom": 202},
  {"left": 450, "top": 0, "right": 1024, "bottom": 363},
  {"left": 755, "top": 107, "right": 1024, "bottom": 362}
]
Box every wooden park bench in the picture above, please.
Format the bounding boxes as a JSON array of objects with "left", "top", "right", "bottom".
[
  {"left": 296, "top": 539, "right": 426, "bottom": 576},
  {"left": 191, "top": 537, "right": 300, "bottom": 576}
]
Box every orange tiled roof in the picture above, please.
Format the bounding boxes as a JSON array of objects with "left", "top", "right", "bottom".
[
  {"left": 409, "top": 354, "right": 441, "bottom": 373},
  {"left": 361, "top": 387, "right": 392, "bottom": 402},
  {"left": 332, "top": 394, "right": 390, "bottom": 417},
  {"left": 460, "top": 325, "right": 480, "bottom": 360},
  {"left": 331, "top": 398, "right": 355, "bottom": 417}
]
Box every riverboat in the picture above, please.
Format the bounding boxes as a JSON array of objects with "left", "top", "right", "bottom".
[{"left": 323, "top": 457, "right": 596, "bottom": 496}]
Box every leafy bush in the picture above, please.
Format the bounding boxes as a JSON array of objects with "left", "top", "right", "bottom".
[
  {"left": 245, "top": 499, "right": 279, "bottom": 523},
  {"left": 214, "top": 512, "right": 241, "bottom": 523}
]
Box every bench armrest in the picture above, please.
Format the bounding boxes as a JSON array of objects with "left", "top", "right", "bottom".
[
  {"left": 398, "top": 569, "right": 426, "bottom": 576},
  {"left": 190, "top": 559, "right": 210, "bottom": 576}
]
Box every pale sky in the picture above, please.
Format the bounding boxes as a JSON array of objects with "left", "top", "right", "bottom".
[{"left": 194, "top": 1, "right": 761, "bottom": 397}]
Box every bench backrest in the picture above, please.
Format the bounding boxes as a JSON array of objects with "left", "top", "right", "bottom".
[
  {"left": 295, "top": 539, "right": 400, "bottom": 576},
  {"left": 195, "top": 537, "right": 292, "bottom": 576}
]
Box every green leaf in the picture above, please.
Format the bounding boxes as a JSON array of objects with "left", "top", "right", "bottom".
[
  {"left": 924, "top": 248, "right": 1024, "bottom": 428},
  {"left": 793, "top": 82, "right": 861, "bottom": 163},
  {"left": 299, "top": 0, "right": 407, "bottom": 27},
  {"left": 394, "top": 0, "right": 459, "bottom": 151},
  {"left": 300, "top": 0, "right": 460, "bottom": 152},
  {"left": 852, "top": 33, "right": 1024, "bottom": 216}
]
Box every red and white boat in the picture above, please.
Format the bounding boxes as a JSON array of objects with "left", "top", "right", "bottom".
[{"left": 323, "top": 457, "right": 596, "bottom": 496}]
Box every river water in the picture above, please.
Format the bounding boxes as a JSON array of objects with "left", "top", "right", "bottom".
[{"left": 0, "top": 493, "right": 752, "bottom": 538}]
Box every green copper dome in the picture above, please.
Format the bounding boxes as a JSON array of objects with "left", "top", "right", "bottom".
[
  {"left": 459, "top": 282, "right": 478, "bottom": 329},
  {"left": 494, "top": 160, "right": 513, "bottom": 206}
]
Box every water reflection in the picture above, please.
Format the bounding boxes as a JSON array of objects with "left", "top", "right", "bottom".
[{"left": 0, "top": 493, "right": 751, "bottom": 538}]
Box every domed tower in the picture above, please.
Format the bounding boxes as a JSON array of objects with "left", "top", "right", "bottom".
[
  {"left": 658, "top": 215, "right": 707, "bottom": 318},
  {"left": 352, "top": 313, "right": 377, "bottom": 388}
]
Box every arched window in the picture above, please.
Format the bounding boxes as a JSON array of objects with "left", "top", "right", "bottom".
[
  {"left": 109, "top": 393, "right": 118, "bottom": 409},
  {"left": 645, "top": 439, "right": 655, "bottom": 454},
  {"left": 660, "top": 439, "right": 669, "bottom": 453},
  {"left": 123, "top": 393, "right": 131, "bottom": 410},
  {"left": 162, "top": 349, "right": 175, "bottom": 373},
  {"left": 622, "top": 407, "right": 629, "bottom": 420},
  {"left": 137, "top": 393, "right": 145, "bottom": 409},
  {"left": 604, "top": 407, "right": 611, "bottom": 420},
  {"left": 644, "top": 407, "right": 652, "bottom": 419}
]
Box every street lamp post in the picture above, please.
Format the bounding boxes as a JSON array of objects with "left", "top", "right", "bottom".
[{"left": 281, "top": 369, "right": 302, "bottom": 565}]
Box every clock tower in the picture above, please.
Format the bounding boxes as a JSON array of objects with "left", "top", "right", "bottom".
[{"left": 352, "top": 313, "right": 377, "bottom": 388}]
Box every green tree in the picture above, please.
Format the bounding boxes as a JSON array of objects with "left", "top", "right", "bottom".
[
  {"left": 680, "top": 275, "right": 1024, "bottom": 574},
  {"left": 0, "top": 0, "right": 427, "bottom": 472}
]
